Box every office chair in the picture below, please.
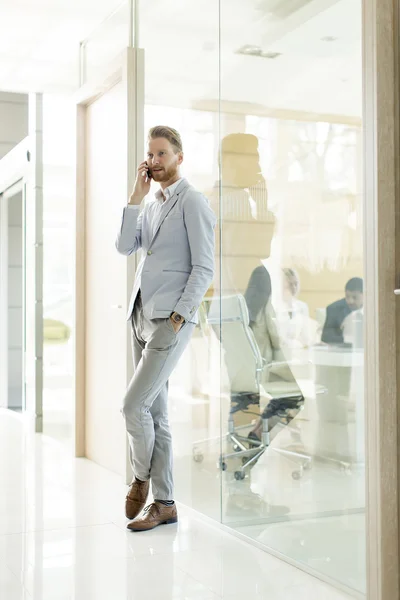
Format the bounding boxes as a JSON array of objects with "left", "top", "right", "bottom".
[{"left": 192, "top": 294, "right": 313, "bottom": 480}]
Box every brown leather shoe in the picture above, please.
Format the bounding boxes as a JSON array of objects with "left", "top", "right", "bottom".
[
  {"left": 127, "top": 501, "right": 178, "bottom": 532},
  {"left": 125, "top": 479, "right": 150, "bottom": 520}
]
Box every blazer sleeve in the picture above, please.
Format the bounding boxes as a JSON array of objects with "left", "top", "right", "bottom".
[
  {"left": 173, "top": 192, "right": 217, "bottom": 321},
  {"left": 115, "top": 205, "right": 143, "bottom": 256}
]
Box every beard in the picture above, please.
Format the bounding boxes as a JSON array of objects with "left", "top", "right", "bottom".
[{"left": 150, "top": 164, "right": 178, "bottom": 182}]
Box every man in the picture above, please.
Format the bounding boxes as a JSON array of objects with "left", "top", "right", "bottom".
[
  {"left": 116, "top": 126, "right": 216, "bottom": 532},
  {"left": 321, "top": 277, "right": 363, "bottom": 345}
]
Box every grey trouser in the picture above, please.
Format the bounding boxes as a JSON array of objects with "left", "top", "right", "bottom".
[{"left": 122, "top": 293, "right": 195, "bottom": 501}]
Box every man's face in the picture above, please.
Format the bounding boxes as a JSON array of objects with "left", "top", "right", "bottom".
[
  {"left": 345, "top": 290, "right": 363, "bottom": 311},
  {"left": 146, "top": 137, "right": 182, "bottom": 183}
]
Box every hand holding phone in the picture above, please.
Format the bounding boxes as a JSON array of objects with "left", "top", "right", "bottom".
[{"left": 128, "top": 161, "right": 152, "bottom": 205}]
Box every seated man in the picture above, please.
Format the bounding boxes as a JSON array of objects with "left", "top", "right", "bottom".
[
  {"left": 321, "top": 277, "right": 363, "bottom": 345},
  {"left": 342, "top": 307, "right": 364, "bottom": 348}
]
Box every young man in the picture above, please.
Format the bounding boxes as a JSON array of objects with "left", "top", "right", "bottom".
[
  {"left": 116, "top": 126, "right": 216, "bottom": 532},
  {"left": 321, "top": 277, "right": 363, "bottom": 345}
]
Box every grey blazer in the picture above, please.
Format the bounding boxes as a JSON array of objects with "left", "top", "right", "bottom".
[{"left": 116, "top": 178, "right": 216, "bottom": 324}]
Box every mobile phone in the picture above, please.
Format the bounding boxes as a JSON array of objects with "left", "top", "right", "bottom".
[{"left": 146, "top": 163, "right": 152, "bottom": 179}]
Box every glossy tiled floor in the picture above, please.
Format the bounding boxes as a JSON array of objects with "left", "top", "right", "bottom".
[{"left": 0, "top": 408, "right": 356, "bottom": 600}]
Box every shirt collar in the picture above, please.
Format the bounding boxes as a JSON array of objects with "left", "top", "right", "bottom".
[{"left": 155, "top": 178, "right": 183, "bottom": 203}]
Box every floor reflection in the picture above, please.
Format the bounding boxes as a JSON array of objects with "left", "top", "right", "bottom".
[{"left": 0, "top": 409, "right": 353, "bottom": 600}]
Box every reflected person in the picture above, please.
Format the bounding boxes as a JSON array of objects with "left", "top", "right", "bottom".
[
  {"left": 321, "top": 277, "right": 363, "bottom": 345},
  {"left": 209, "top": 133, "right": 275, "bottom": 297},
  {"left": 276, "top": 268, "right": 311, "bottom": 350},
  {"left": 244, "top": 265, "right": 280, "bottom": 370}
]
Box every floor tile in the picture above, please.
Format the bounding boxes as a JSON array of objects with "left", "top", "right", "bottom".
[
  {"left": 0, "top": 408, "right": 358, "bottom": 600},
  {"left": 22, "top": 554, "right": 220, "bottom": 600}
]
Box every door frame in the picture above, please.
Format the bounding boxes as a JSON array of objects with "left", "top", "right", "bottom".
[
  {"left": 364, "top": 0, "right": 400, "bottom": 598},
  {"left": 0, "top": 103, "right": 43, "bottom": 433},
  {"left": 74, "top": 48, "right": 144, "bottom": 478},
  {"left": 0, "top": 179, "right": 26, "bottom": 412}
]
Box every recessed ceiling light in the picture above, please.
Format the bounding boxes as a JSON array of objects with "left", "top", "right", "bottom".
[
  {"left": 237, "top": 45, "right": 281, "bottom": 59},
  {"left": 238, "top": 45, "right": 263, "bottom": 55},
  {"left": 260, "top": 51, "right": 281, "bottom": 59},
  {"left": 321, "top": 36, "right": 338, "bottom": 42}
]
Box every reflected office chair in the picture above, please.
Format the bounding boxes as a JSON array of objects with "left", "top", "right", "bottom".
[{"left": 193, "top": 294, "right": 312, "bottom": 480}]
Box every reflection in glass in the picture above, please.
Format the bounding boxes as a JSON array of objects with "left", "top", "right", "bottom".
[{"left": 213, "top": 0, "right": 365, "bottom": 590}]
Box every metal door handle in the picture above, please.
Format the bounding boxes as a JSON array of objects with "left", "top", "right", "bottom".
[{"left": 394, "top": 290, "right": 400, "bottom": 295}]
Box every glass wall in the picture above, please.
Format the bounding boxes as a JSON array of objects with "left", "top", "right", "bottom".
[
  {"left": 81, "top": 2, "right": 129, "bottom": 84},
  {"left": 218, "top": 2, "right": 364, "bottom": 590},
  {"left": 138, "top": 0, "right": 365, "bottom": 594}
]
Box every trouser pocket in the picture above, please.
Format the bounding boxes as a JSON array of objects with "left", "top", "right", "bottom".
[{"left": 165, "top": 317, "right": 187, "bottom": 335}]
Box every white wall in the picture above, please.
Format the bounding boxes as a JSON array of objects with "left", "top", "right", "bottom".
[{"left": 0, "top": 91, "right": 28, "bottom": 159}]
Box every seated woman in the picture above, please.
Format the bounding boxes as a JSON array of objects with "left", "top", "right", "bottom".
[
  {"left": 244, "top": 265, "right": 280, "bottom": 376},
  {"left": 275, "top": 267, "right": 311, "bottom": 352}
]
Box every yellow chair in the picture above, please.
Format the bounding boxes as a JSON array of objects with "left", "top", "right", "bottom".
[{"left": 43, "top": 319, "right": 71, "bottom": 344}]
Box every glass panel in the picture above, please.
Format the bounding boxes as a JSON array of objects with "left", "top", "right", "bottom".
[
  {"left": 220, "top": 0, "right": 365, "bottom": 594},
  {"left": 140, "top": 0, "right": 221, "bottom": 520},
  {"left": 42, "top": 95, "right": 76, "bottom": 443},
  {"left": 136, "top": 0, "right": 365, "bottom": 593},
  {"left": 81, "top": 1, "right": 129, "bottom": 85}
]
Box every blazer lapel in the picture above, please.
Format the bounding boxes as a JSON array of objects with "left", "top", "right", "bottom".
[{"left": 148, "top": 179, "right": 189, "bottom": 248}]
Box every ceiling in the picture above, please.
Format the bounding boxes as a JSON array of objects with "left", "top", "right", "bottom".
[
  {"left": 0, "top": 0, "right": 122, "bottom": 93},
  {"left": 0, "top": 0, "right": 362, "bottom": 117}
]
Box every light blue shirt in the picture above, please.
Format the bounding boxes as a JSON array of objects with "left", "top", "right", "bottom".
[
  {"left": 152, "top": 178, "right": 183, "bottom": 239},
  {"left": 128, "top": 178, "right": 183, "bottom": 240}
]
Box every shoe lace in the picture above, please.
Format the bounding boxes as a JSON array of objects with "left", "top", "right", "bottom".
[{"left": 143, "top": 503, "right": 157, "bottom": 517}]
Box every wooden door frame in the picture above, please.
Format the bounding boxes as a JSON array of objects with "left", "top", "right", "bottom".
[
  {"left": 364, "top": 0, "right": 400, "bottom": 598},
  {"left": 74, "top": 48, "right": 144, "bottom": 469}
]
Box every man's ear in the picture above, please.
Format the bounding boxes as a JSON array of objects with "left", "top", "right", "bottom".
[{"left": 178, "top": 152, "right": 184, "bottom": 165}]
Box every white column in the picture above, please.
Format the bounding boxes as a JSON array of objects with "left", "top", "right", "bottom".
[
  {"left": 0, "top": 189, "right": 8, "bottom": 407},
  {"left": 25, "top": 93, "right": 43, "bottom": 432},
  {"left": 124, "top": 46, "right": 144, "bottom": 483}
]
